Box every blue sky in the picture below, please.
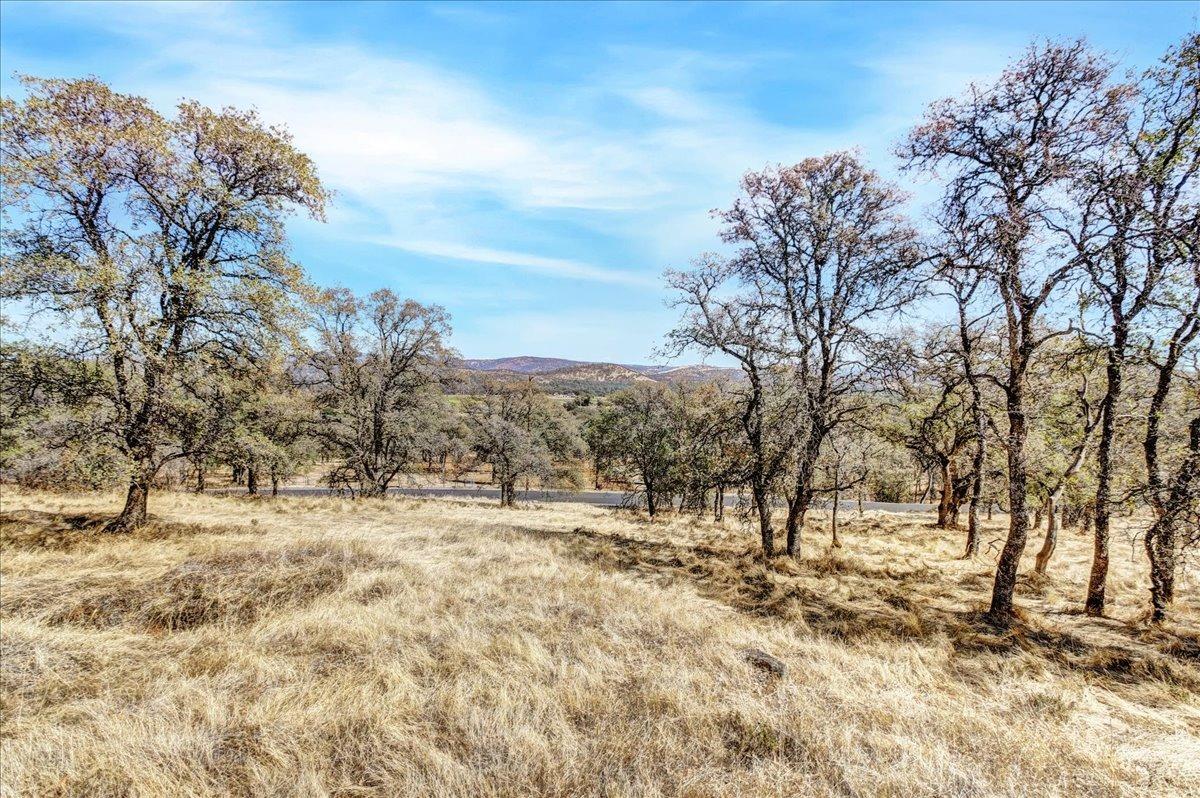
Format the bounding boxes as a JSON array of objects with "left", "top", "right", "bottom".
[{"left": 1, "top": 1, "right": 1194, "bottom": 363}]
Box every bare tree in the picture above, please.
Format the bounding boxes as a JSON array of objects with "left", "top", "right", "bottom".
[
  {"left": 943, "top": 268, "right": 996, "bottom": 557},
  {"left": 666, "top": 257, "right": 794, "bottom": 554},
  {"left": 816, "top": 429, "right": 870, "bottom": 548},
  {"left": 717, "top": 153, "right": 921, "bottom": 558},
  {"left": 900, "top": 41, "right": 1123, "bottom": 623},
  {"left": 1064, "top": 35, "right": 1200, "bottom": 615}
]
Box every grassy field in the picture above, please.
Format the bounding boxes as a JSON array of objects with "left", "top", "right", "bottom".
[{"left": 2, "top": 490, "right": 1198, "bottom": 797}]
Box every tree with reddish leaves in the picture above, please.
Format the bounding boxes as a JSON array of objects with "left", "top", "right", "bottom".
[
  {"left": 900, "top": 40, "right": 1126, "bottom": 623},
  {"left": 716, "top": 152, "right": 922, "bottom": 559},
  {"left": 1060, "top": 34, "right": 1200, "bottom": 616}
]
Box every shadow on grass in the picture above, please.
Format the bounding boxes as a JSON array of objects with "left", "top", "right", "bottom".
[
  {"left": 0, "top": 509, "right": 257, "bottom": 552},
  {"left": 514, "top": 523, "right": 1200, "bottom": 691}
]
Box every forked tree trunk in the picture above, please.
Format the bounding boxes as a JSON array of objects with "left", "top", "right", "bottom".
[
  {"left": 501, "top": 480, "right": 517, "bottom": 507},
  {"left": 1146, "top": 517, "right": 1179, "bottom": 622},
  {"left": 713, "top": 485, "right": 725, "bottom": 522},
  {"left": 1034, "top": 494, "right": 1059, "bottom": 575},
  {"left": 785, "top": 444, "right": 819, "bottom": 557},
  {"left": 785, "top": 504, "right": 806, "bottom": 557}
]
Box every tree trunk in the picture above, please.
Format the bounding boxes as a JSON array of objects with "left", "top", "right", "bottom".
[
  {"left": 646, "top": 480, "right": 657, "bottom": 518},
  {"left": 752, "top": 482, "right": 774, "bottom": 556},
  {"left": 1034, "top": 493, "right": 1059, "bottom": 575},
  {"left": 784, "top": 502, "right": 806, "bottom": 558},
  {"left": 988, "top": 378, "right": 1030, "bottom": 623},
  {"left": 246, "top": 467, "right": 259, "bottom": 496},
  {"left": 963, "top": 441, "right": 985, "bottom": 558},
  {"left": 110, "top": 473, "right": 151, "bottom": 532},
  {"left": 958, "top": 280, "right": 987, "bottom": 560},
  {"left": 1088, "top": 339, "right": 1124, "bottom": 616},
  {"left": 713, "top": 485, "right": 725, "bottom": 522},
  {"left": 785, "top": 438, "right": 820, "bottom": 557},
  {"left": 1145, "top": 517, "right": 1178, "bottom": 622},
  {"left": 194, "top": 462, "right": 207, "bottom": 494},
  {"left": 1144, "top": 416, "right": 1199, "bottom": 622},
  {"left": 271, "top": 473, "right": 280, "bottom": 498},
  {"left": 830, "top": 488, "right": 841, "bottom": 548},
  {"left": 936, "top": 459, "right": 954, "bottom": 529}
]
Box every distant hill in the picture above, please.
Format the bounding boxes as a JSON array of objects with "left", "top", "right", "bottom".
[
  {"left": 540, "top": 363, "right": 654, "bottom": 382},
  {"left": 643, "top": 364, "right": 745, "bottom": 383},
  {"left": 454, "top": 355, "right": 742, "bottom": 394},
  {"left": 457, "top": 356, "right": 586, "bottom": 374}
]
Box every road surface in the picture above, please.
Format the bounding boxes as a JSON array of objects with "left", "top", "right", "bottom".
[{"left": 218, "top": 485, "right": 934, "bottom": 513}]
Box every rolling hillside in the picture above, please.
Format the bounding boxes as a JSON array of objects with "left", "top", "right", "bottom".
[{"left": 456, "top": 356, "right": 743, "bottom": 392}]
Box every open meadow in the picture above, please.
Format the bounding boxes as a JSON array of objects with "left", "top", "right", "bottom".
[{"left": 2, "top": 490, "right": 1197, "bottom": 797}]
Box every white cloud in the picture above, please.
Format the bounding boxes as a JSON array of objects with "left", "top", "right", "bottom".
[
  {"left": 379, "top": 239, "right": 656, "bottom": 288},
  {"left": 8, "top": 2, "right": 1029, "bottom": 290}
]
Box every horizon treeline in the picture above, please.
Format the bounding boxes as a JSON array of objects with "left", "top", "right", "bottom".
[{"left": 1, "top": 34, "right": 1197, "bottom": 626}]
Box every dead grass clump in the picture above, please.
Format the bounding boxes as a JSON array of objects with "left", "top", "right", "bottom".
[
  {"left": 144, "top": 546, "right": 373, "bottom": 631},
  {"left": 719, "top": 709, "right": 812, "bottom": 764},
  {"left": 352, "top": 576, "right": 401, "bottom": 604},
  {"left": 6, "top": 544, "right": 373, "bottom": 632}
]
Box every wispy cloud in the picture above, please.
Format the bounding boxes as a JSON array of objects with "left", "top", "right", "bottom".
[
  {"left": 378, "top": 239, "right": 656, "bottom": 287},
  {"left": 4, "top": 0, "right": 1104, "bottom": 360},
  {"left": 12, "top": 3, "right": 1019, "bottom": 255}
]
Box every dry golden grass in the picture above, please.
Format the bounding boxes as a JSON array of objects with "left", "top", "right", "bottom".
[{"left": 2, "top": 489, "right": 1198, "bottom": 797}]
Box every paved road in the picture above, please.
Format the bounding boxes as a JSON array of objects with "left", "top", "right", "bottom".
[{"left": 219, "top": 485, "right": 934, "bottom": 513}]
